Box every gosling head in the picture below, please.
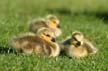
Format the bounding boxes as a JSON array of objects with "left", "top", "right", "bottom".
[
  {"left": 46, "top": 14, "right": 60, "bottom": 29},
  {"left": 71, "top": 31, "right": 84, "bottom": 46},
  {"left": 37, "top": 28, "right": 56, "bottom": 44}
]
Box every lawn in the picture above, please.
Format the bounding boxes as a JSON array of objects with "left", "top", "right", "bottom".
[{"left": 0, "top": 0, "right": 108, "bottom": 71}]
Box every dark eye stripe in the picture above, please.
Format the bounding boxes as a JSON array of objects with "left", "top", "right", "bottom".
[
  {"left": 57, "top": 25, "right": 60, "bottom": 28},
  {"left": 43, "top": 33, "right": 46, "bottom": 35},
  {"left": 52, "top": 20, "right": 56, "bottom": 23},
  {"left": 73, "top": 37, "right": 78, "bottom": 41},
  {"left": 46, "top": 34, "right": 50, "bottom": 37}
]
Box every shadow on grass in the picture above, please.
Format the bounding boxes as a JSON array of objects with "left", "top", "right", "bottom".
[
  {"left": 46, "top": 8, "right": 108, "bottom": 22},
  {"left": 0, "top": 45, "right": 17, "bottom": 54},
  {"left": 83, "top": 11, "right": 108, "bottom": 22},
  {"left": 46, "top": 8, "right": 72, "bottom": 15}
]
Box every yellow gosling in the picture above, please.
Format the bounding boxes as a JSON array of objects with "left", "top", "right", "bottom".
[
  {"left": 9, "top": 28, "right": 60, "bottom": 57},
  {"left": 60, "top": 31, "right": 98, "bottom": 58}
]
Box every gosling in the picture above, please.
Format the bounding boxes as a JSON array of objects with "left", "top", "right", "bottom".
[
  {"left": 9, "top": 28, "right": 60, "bottom": 57},
  {"left": 28, "top": 14, "right": 62, "bottom": 37},
  {"left": 60, "top": 31, "right": 98, "bottom": 58}
]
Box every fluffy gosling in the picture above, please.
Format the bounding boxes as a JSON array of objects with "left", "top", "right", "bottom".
[
  {"left": 28, "top": 15, "right": 62, "bottom": 37},
  {"left": 60, "top": 31, "right": 98, "bottom": 58},
  {"left": 9, "top": 28, "right": 60, "bottom": 57}
]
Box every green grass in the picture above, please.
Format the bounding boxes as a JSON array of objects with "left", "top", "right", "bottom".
[{"left": 0, "top": 0, "right": 108, "bottom": 71}]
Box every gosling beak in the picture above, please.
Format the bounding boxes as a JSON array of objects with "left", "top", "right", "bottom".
[
  {"left": 51, "top": 38, "right": 56, "bottom": 42},
  {"left": 57, "top": 25, "right": 60, "bottom": 28},
  {"left": 76, "top": 41, "right": 81, "bottom": 46}
]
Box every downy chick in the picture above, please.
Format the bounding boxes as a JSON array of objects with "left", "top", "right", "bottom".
[
  {"left": 9, "top": 28, "right": 60, "bottom": 57},
  {"left": 60, "top": 31, "right": 98, "bottom": 58},
  {"left": 45, "top": 14, "right": 61, "bottom": 37},
  {"left": 28, "top": 15, "right": 62, "bottom": 37}
]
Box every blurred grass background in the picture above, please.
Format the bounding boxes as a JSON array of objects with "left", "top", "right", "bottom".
[
  {"left": 0, "top": 0, "right": 108, "bottom": 71},
  {"left": 0, "top": 0, "right": 108, "bottom": 15}
]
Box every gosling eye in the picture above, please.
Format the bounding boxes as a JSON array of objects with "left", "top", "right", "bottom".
[
  {"left": 46, "top": 34, "right": 50, "bottom": 37},
  {"left": 52, "top": 20, "right": 56, "bottom": 24}
]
